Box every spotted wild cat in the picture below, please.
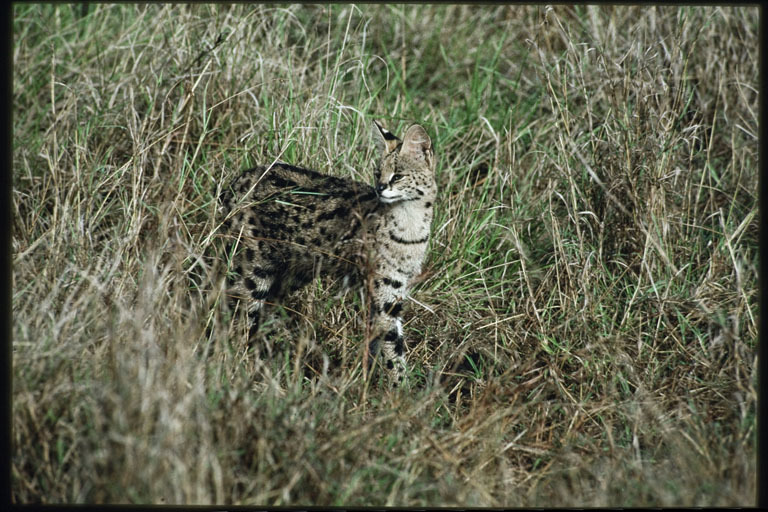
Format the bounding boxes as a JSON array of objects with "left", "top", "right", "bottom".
[{"left": 218, "top": 120, "right": 436, "bottom": 383}]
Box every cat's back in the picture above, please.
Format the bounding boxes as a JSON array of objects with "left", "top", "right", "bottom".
[
  {"left": 222, "top": 163, "right": 376, "bottom": 212},
  {"left": 219, "top": 162, "right": 381, "bottom": 258}
]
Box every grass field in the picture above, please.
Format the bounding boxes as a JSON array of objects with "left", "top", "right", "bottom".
[{"left": 11, "top": 4, "right": 758, "bottom": 506}]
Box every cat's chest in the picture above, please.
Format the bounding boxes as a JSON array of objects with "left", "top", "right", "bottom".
[
  {"left": 369, "top": 203, "right": 431, "bottom": 269},
  {"left": 377, "top": 203, "right": 431, "bottom": 239}
]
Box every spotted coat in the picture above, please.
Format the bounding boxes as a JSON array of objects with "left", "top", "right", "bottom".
[{"left": 218, "top": 121, "right": 436, "bottom": 383}]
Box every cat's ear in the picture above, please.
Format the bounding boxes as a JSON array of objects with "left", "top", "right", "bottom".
[
  {"left": 372, "top": 120, "right": 400, "bottom": 155},
  {"left": 400, "top": 124, "right": 432, "bottom": 161}
]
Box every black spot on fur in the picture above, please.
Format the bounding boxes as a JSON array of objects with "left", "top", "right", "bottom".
[
  {"left": 383, "top": 301, "right": 402, "bottom": 317},
  {"left": 251, "top": 288, "right": 269, "bottom": 300},
  {"left": 389, "top": 231, "right": 429, "bottom": 245},
  {"left": 340, "top": 188, "right": 377, "bottom": 203},
  {"left": 251, "top": 267, "right": 271, "bottom": 279},
  {"left": 269, "top": 174, "right": 298, "bottom": 188},
  {"left": 382, "top": 277, "right": 403, "bottom": 289},
  {"left": 394, "top": 337, "right": 404, "bottom": 355},
  {"left": 356, "top": 190, "right": 377, "bottom": 202},
  {"left": 260, "top": 219, "right": 283, "bottom": 232},
  {"left": 317, "top": 205, "right": 349, "bottom": 222},
  {"left": 274, "top": 162, "right": 318, "bottom": 176}
]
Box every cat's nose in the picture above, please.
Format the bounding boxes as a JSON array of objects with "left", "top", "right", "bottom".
[{"left": 376, "top": 183, "right": 386, "bottom": 194}]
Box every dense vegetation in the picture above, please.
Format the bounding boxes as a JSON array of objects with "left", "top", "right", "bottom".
[{"left": 12, "top": 4, "right": 757, "bottom": 506}]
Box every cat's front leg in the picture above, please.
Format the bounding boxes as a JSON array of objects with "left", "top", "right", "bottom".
[{"left": 367, "top": 293, "right": 408, "bottom": 385}]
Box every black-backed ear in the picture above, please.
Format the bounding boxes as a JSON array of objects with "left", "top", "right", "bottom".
[
  {"left": 400, "top": 124, "right": 432, "bottom": 160},
  {"left": 372, "top": 120, "right": 401, "bottom": 155}
]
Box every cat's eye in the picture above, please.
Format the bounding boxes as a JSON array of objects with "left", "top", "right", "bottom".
[{"left": 391, "top": 173, "right": 403, "bottom": 183}]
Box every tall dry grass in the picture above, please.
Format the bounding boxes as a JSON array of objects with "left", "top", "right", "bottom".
[{"left": 12, "top": 4, "right": 757, "bottom": 506}]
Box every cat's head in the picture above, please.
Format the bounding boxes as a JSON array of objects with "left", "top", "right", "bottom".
[{"left": 372, "top": 120, "right": 436, "bottom": 205}]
